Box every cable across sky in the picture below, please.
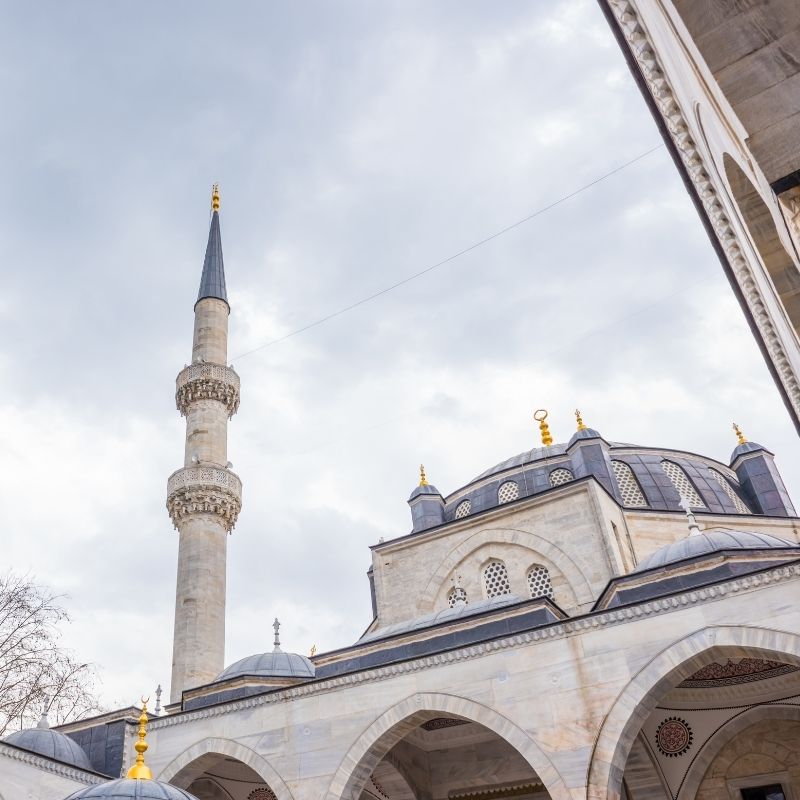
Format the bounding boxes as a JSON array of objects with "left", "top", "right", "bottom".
[{"left": 230, "top": 142, "right": 665, "bottom": 362}]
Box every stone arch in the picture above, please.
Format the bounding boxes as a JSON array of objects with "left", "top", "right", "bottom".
[
  {"left": 326, "top": 691, "right": 571, "bottom": 800},
  {"left": 679, "top": 705, "right": 800, "bottom": 800},
  {"left": 420, "top": 527, "right": 593, "bottom": 612},
  {"left": 157, "top": 736, "right": 294, "bottom": 800},
  {"left": 723, "top": 153, "right": 800, "bottom": 334},
  {"left": 587, "top": 625, "right": 800, "bottom": 800}
]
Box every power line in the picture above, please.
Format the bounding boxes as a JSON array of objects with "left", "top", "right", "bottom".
[{"left": 231, "top": 143, "right": 665, "bottom": 361}]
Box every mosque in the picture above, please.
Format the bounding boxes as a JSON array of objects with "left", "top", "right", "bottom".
[{"left": 2, "top": 182, "right": 800, "bottom": 800}]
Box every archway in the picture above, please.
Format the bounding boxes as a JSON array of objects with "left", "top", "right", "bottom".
[
  {"left": 724, "top": 154, "right": 800, "bottom": 335},
  {"left": 158, "top": 738, "right": 293, "bottom": 800},
  {"left": 587, "top": 626, "right": 800, "bottom": 800},
  {"left": 327, "top": 692, "right": 570, "bottom": 800}
]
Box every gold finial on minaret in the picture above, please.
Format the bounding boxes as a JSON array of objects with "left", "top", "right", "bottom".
[
  {"left": 126, "top": 698, "right": 152, "bottom": 780},
  {"left": 419, "top": 464, "right": 429, "bottom": 486},
  {"left": 534, "top": 409, "right": 553, "bottom": 447},
  {"left": 733, "top": 422, "right": 747, "bottom": 446},
  {"left": 575, "top": 409, "right": 587, "bottom": 431},
  {"left": 211, "top": 183, "right": 220, "bottom": 212}
]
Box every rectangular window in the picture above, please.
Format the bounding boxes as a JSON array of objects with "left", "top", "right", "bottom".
[{"left": 741, "top": 784, "right": 786, "bottom": 800}]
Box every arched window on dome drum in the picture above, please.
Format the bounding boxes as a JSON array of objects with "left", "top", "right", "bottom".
[
  {"left": 454, "top": 499, "right": 471, "bottom": 519},
  {"left": 527, "top": 565, "right": 554, "bottom": 600},
  {"left": 448, "top": 585, "right": 467, "bottom": 607},
  {"left": 611, "top": 460, "right": 648, "bottom": 507},
  {"left": 661, "top": 460, "right": 706, "bottom": 508},
  {"left": 483, "top": 560, "right": 511, "bottom": 598},
  {"left": 549, "top": 468, "right": 573, "bottom": 487},
  {"left": 708, "top": 468, "right": 751, "bottom": 514},
  {"left": 497, "top": 481, "right": 519, "bottom": 504}
]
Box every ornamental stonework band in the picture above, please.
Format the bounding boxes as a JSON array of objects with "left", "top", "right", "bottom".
[
  {"left": 175, "top": 362, "right": 241, "bottom": 417},
  {"left": 166, "top": 465, "right": 243, "bottom": 531}
]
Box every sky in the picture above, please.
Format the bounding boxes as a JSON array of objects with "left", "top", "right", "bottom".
[{"left": 1, "top": 0, "right": 799, "bottom": 711}]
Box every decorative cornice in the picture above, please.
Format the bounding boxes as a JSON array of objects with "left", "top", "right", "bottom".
[
  {"left": 166, "top": 466, "right": 242, "bottom": 532},
  {"left": 0, "top": 741, "right": 105, "bottom": 785},
  {"left": 449, "top": 781, "right": 545, "bottom": 800},
  {"left": 147, "top": 562, "right": 800, "bottom": 731},
  {"left": 606, "top": 0, "right": 800, "bottom": 418},
  {"left": 176, "top": 363, "right": 240, "bottom": 418}
]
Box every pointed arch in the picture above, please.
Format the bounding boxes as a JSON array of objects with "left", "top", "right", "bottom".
[
  {"left": 157, "top": 737, "right": 294, "bottom": 800},
  {"left": 325, "top": 691, "right": 571, "bottom": 800},
  {"left": 587, "top": 626, "right": 800, "bottom": 800}
]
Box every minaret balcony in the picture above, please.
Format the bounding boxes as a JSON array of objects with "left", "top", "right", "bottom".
[
  {"left": 175, "top": 363, "right": 240, "bottom": 418},
  {"left": 166, "top": 465, "right": 242, "bottom": 532}
]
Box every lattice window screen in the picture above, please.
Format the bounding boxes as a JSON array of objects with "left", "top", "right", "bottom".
[
  {"left": 661, "top": 461, "right": 706, "bottom": 508},
  {"left": 497, "top": 481, "right": 519, "bottom": 504},
  {"left": 549, "top": 468, "right": 573, "bottom": 487},
  {"left": 454, "top": 499, "right": 471, "bottom": 519},
  {"left": 527, "top": 565, "right": 554, "bottom": 599},
  {"left": 611, "top": 460, "right": 648, "bottom": 507},
  {"left": 708, "top": 468, "right": 750, "bottom": 514},
  {"left": 483, "top": 560, "right": 511, "bottom": 598}
]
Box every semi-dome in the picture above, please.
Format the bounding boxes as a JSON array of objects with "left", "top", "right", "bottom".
[
  {"left": 636, "top": 528, "right": 796, "bottom": 571},
  {"left": 64, "top": 779, "right": 197, "bottom": 799},
  {"left": 217, "top": 649, "right": 315, "bottom": 681},
  {"left": 4, "top": 716, "right": 92, "bottom": 771}
]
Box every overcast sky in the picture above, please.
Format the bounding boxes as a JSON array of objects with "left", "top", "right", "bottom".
[{"left": 1, "top": 0, "right": 798, "bottom": 711}]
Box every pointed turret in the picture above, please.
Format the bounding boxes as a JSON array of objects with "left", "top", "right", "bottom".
[{"left": 196, "top": 185, "right": 228, "bottom": 308}]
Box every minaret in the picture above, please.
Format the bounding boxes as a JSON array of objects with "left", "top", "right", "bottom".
[{"left": 166, "top": 185, "right": 242, "bottom": 703}]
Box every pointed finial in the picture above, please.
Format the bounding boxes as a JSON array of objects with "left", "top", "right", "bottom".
[
  {"left": 273, "top": 617, "right": 281, "bottom": 650},
  {"left": 733, "top": 422, "right": 747, "bottom": 446},
  {"left": 678, "top": 495, "right": 701, "bottom": 536},
  {"left": 211, "top": 183, "right": 220, "bottom": 212},
  {"left": 310, "top": 644, "right": 317, "bottom": 657},
  {"left": 534, "top": 409, "right": 553, "bottom": 447},
  {"left": 154, "top": 684, "right": 162, "bottom": 716},
  {"left": 575, "top": 409, "right": 587, "bottom": 431},
  {"left": 126, "top": 698, "right": 152, "bottom": 780},
  {"left": 37, "top": 695, "right": 50, "bottom": 729},
  {"left": 419, "top": 464, "right": 429, "bottom": 486}
]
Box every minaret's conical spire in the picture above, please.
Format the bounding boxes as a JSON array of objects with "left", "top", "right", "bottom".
[{"left": 196, "top": 184, "right": 228, "bottom": 308}]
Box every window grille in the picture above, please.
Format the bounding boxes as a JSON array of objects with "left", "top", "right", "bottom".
[
  {"left": 497, "top": 481, "right": 519, "bottom": 504},
  {"left": 527, "top": 565, "right": 554, "bottom": 600},
  {"left": 708, "top": 468, "right": 750, "bottom": 514},
  {"left": 661, "top": 461, "right": 706, "bottom": 508},
  {"left": 448, "top": 585, "right": 467, "bottom": 607},
  {"left": 454, "top": 499, "right": 471, "bottom": 519},
  {"left": 549, "top": 468, "right": 573, "bottom": 487},
  {"left": 483, "top": 560, "right": 511, "bottom": 598},
  {"left": 611, "top": 460, "right": 648, "bottom": 507}
]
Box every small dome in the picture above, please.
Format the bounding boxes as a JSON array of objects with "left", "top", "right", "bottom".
[
  {"left": 730, "top": 440, "right": 768, "bottom": 463},
  {"left": 636, "top": 528, "right": 796, "bottom": 571},
  {"left": 217, "top": 649, "right": 315, "bottom": 681},
  {"left": 64, "top": 779, "right": 198, "bottom": 799},
  {"left": 408, "top": 483, "right": 442, "bottom": 501},
  {"left": 5, "top": 722, "right": 92, "bottom": 771},
  {"left": 567, "top": 428, "right": 603, "bottom": 447}
]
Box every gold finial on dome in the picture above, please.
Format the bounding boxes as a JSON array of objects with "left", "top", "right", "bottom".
[
  {"left": 126, "top": 698, "right": 152, "bottom": 780},
  {"left": 534, "top": 409, "right": 553, "bottom": 447},
  {"left": 575, "top": 409, "right": 587, "bottom": 431},
  {"left": 733, "top": 422, "right": 747, "bottom": 446},
  {"left": 419, "top": 464, "right": 429, "bottom": 486},
  {"left": 211, "top": 183, "right": 220, "bottom": 212}
]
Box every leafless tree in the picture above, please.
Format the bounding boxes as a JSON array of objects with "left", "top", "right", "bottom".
[{"left": 0, "top": 572, "right": 101, "bottom": 735}]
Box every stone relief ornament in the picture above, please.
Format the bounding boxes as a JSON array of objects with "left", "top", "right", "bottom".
[{"left": 655, "top": 717, "right": 693, "bottom": 757}]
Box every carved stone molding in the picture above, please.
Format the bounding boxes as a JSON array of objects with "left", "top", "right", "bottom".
[
  {"left": 166, "top": 465, "right": 242, "bottom": 532},
  {"left": 176, "top": 363, "right": 240, "bottom": 418},
  {"left": 606, "top": 0, "right": 800, "bottom": 418}
]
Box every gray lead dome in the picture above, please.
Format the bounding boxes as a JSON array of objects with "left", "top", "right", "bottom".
[
  {"left": 4, "top": 725, "right": 92, "bottom": 772},
  {"left": 64, "top": 779, "right": 198, "bottom": 799},
  {"left": 636, "top": 528, "right": 796, "bottom": 571},
  {"left": 217, "top": 649, "right": 315, "bottom": 681}
]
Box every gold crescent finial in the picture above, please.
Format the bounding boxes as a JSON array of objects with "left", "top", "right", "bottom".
[
  {"left": 533, "top": 409, "right": 553, "bottom": 446},
  {"left": 575, "top": 409, "right": 587, "bottom": 431},
  {"left": 733, "top": 422, "right": 746, "bottom": 445},
  {"left": 211, "top": 183, "right": 220, "bottom": 212},
  {"left": 126, "top": 698, "right": 152, "bottom": 780},
  {"left": 419, "top": 464, "right": 429, "bottom": 486}
]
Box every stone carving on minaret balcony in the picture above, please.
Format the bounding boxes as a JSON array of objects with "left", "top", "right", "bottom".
[
  {"left": 166, "top": 464, "right": 242, "bottom": 532},
  {"left": 175, "top": 362, "right": 240, "bottom": 417}
]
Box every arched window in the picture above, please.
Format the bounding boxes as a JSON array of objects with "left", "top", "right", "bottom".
[
  {"left": 454, "top": 499, "right": 471, "bottom": 519},
  {"left": 447, "top": 585, "right": 467, "bottom": 608},
  {"left": 661, "top": 460, "right": 706, "bottom": 508},
  {"left": 611, "top": 460, "right": 648, "bottom": 507},
  {"left": 497, "top": 481, "right": 519, "bottom": 504},
  {"left": 549, "top": 468, "right": 573, "bottom": 487},
  {"left": 527, "top": 565, "right": 554, "bottom": 600},
  {"left": 483, "top": 560, "right": 511, "bottom": 598},
  {"left": 708, "top": 468, "right": 750, "bottom": 514}
]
